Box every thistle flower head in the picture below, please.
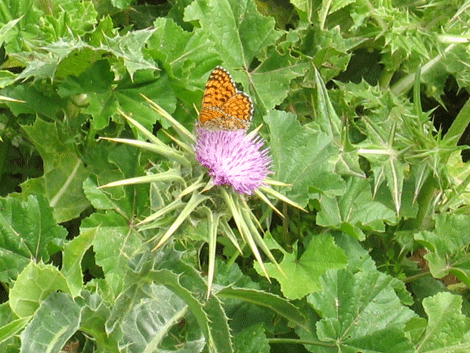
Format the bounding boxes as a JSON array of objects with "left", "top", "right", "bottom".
[{"left": 195, "top": 128, "right": 272, "bottom": 195}]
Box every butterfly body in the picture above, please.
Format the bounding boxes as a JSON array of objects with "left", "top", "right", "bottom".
[{"left": 198, "top": 66, "right": 253, "bottom": 130}]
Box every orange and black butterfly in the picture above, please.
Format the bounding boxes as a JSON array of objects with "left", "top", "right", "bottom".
[{"left": 198, "top": 66, "right": 253, "bottom": 130}]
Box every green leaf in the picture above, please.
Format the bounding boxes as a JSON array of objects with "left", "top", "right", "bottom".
[
  {"left": 299, "top": 269, "right": 416, "bottom": 353},
  {"left": 266, "top": 110, "right": 346, "bottom": 207},
  {"left": 0, "top": 194, "right": 67, "bottom": 283},
  {"left": 0, "top": 0, "right": 42, "bottom": 53},
  {"left": 146, "top": 17, "right": 219, "bottom": 102},
  {"left": 62, "top": 228, "right": 96, "bottom": 297},
  {"left": 126, "top": 248, "right": 234, "bottom": 353},
  {"left": 58, "top": 60, "right": 176, "bottom": 131},
  {"left": 5, "top": 83, "right": 66, "bottom": 118},
  {"left": 184, "top": 0, "right": 282, "bottom": 69},
  {"left": 314, "top": 68, "right": 342, "bottom": 140},
  {"left": 78, "top": 291, "right": 120, "bottom": 352},
  {"left": 9, "top": 262, "right": 70, "bottom": 318},
  {"left": 19, "top": 293, "right": 80, "bottom": 353},
  {"left": 148, "top": 270, "right": 232, "bottom": 353},
  {"left": 0, "top": 302, "right": 29, "bottom": 346},
  {"left": 83, "top": 144, "right": 150, "bottom": 220},
  {"left": 181, "top": 0, "right": 303, "bottom": 115},
  {"left": 57, "top": 59, "right": 117, "bottom": 130},
  {"left": 233, "top": 323, "right": 269, "bottom": 353},
  {"left": 416, "top": 292, "right": 470, "bottom": 352},
  {"left": 119, "top": 283, "right": 204, "bottom": 353},
  {"left": 116, "top": 70, "right": 178, "bottom": 131},
  {"left": 14, "top": 28, "right": 157, "bottom": 83},
  {"left": 217, "top": 286, "right": 308, "bottom": 329},
  {"left": 250, "top": 48, "right": 306, "bottom": 115},
  {"left": 20, "top": 119, "right": 90, "bottom": 223},
  {"left": 255, "top": 233, "right": 347, "bottom": 300},
  {"left": 358, "top": 117, "right": 405, "bottom": 215},
  {"left": 316, "top": 176, "right": 397, "bottom": 240},
  {"left": 103, "top": 28, "right": 158, "bottom": 79},
  {"left": 0, "top": 70, "right": 17, "bottom": 88},
  {"left": 309, "top": 67, "right": 365, "bottom": 178},
  {"left": 81, "top": 211, "right": 142, "bottom": 297},
  {"left": 415, "top": 213, "right": 470, "bottom": 286}
]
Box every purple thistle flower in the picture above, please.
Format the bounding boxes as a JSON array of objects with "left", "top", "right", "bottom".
[{"left": 195, "top": 128, "right": 272, "bottom": 195}]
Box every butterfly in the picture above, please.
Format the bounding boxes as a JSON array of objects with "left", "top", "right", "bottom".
[{"left": 198, "top": 66, "right": 253, "bottom": 130}]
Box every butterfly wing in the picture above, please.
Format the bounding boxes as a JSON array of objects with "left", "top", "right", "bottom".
[
  {"left": 221, "top": 92, "right": 253, "bottom": 125},
  {"left": 200, "top": 67, "right": 236, "bottom": 111},
  {"left": 199, "top": 108, "right": 250, "bottom": 130},
  {"left": 198, "top": 108, "right": 225, "bottom": 126},
  {"left": 198, "top": 66, "right": 252, "bottom": 130}
]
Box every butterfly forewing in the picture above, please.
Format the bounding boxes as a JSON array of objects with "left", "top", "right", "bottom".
[{"left": 201, "top": 67, "right": 237, "bottom": 110}]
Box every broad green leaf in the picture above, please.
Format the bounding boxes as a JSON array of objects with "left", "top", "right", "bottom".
[
  {"left": 9, "top": 262, "right": 70, "bottom": 318},
  {"left": 265, "top": 110, "right": 345, "bottom": 207},
  {"left": 416, "top": 292, "right": 470, "bottom": 352},
  {"left": 119, "top": 283, "right": 204, "bottom": 353},
  {"left": 0, "top": 194, "right": 67, "bottom": 283},
  {"left": 358, "top": 116, "right": 405, "bottom": 215},
  {"left": 446, "top": 151, "right": 470, "bottom": 209},
  {"left": 298, "top": 269, "right": 416, "bottom": 353},
  {"left": 126, "top": 248, "right": 234, "bottom": 353},
  {"left": 114, "top": 67, "right": 177, "bottom": 131},
  {"left": 20, "top": 119, "right": 90, "bottom": 223},
  {"left": 304, "top": 67, "right": 365, "bottom": 178},
  {"left": 255, "top": 233, "right": 347, "bottom": 300},
  {"left": 19, "top": 292, "right": 80, "bottom": 353},
  {"left": 319, "top": 0, "right": 356, "bottom": 29},
  {"left": 233, "top": 323, "right": 269, "bottom": 353},
  {"left": 57, "top": 59, "right": 117, "bottom": 130},
  {"left": 5, "top": 83, "right": 67, "bottom": 118},
  {"left": 58, "top": 60, "right": 176, "bottom": 131},
  {"left": 333, "top": 232, "right": 378, "bottom": 273},
  {"left": 83, "top": 176, "right": 126, "bottom": 212},
  {"left": 78, "top": 291, "right": 120, "bottom": 352},
  {"left": 83, "top": 144, "right": 150, "bottom": 220},
  {"left": 111, "top": 0, "right": 133, "bottom": 9},
  {"left": 106, "top": 268, "right": 209, "bottom": 351},
  {"left": 290, "top": 0, "right": 310, "bottom": 15},
  {"left": 334, "top": 232, "right": 414, "bottom": 306},
  {"left": 146, "top": 17, "right": 220, "bottom": 103},
  {"left": 184, "top": 0, "right": 282, "bottom": 69},
  {"left": 81, "top": 211, "right": 142, "bottom": 297},
  {"left": 415, "top": 213, "right": 470, "bottom": 286},
  {"left": 250, "top": 48, "right": 305, "bottom": 115},
  {"left": 35, "top": 1, "right": 98, "bottom": 42},
  {"left": 317, "top": 177, "right": 397, "bottom": 240},
  {"left": 0, "top": 70, "right": 17, "bottom": 88}
]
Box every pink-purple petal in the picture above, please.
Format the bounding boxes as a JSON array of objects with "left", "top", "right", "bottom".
[{"left": 195, "top": 128, "right": 272, "bottom": 195}]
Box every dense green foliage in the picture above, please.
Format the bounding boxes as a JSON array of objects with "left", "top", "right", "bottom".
[{"left": 1, "top": 0, "right": 470, "bottom": 352}]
